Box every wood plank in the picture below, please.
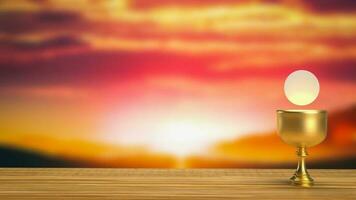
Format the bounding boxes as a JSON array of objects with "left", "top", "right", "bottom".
[{"left": 0, "top": 169, "right": 355, "bottom": 200}]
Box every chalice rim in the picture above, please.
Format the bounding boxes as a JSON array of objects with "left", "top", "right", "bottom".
[{"left": 277, "top": 109, "right": 326, "bottom": 114}]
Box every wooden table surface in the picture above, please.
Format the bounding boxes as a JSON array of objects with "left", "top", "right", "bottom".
[{"left": 0, "top": 169, "right": 355, "bottom": 200}]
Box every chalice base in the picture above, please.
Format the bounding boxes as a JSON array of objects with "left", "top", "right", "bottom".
[
  {"left": 290, "top": 172, "right": 314, "bottom": 187},
  {"left": 289, "top": 147, "right": 314, "bottom": 187}
]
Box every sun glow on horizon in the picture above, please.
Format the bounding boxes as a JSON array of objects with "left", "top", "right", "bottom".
[
  {"left": 102, "top": 105, "right": 244, "bottom": 157},
  {"left": 150, "top": 120, "right": 223, "bottom": 157}
]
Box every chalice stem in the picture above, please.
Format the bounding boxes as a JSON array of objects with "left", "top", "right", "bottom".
[{"left": 290, "top": 147, "right": 314, "bottom": 185}]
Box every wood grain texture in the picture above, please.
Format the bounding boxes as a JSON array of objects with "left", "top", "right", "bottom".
[{"left": 0, "top": 169, "right": 355, "bottom": 200}]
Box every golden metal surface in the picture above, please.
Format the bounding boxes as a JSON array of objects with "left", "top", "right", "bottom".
[{"left": 277, "top": 110, "right": 327, "bottom": 187}]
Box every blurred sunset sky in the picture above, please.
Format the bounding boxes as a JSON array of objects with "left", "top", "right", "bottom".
[{"left": 0, "top": 0, "right": 355, "bottom": 168}]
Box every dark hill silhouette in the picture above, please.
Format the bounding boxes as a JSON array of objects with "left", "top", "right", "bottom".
[
  {"left": 0, "top": 144, "right": 176, "bottom": 168},
  {"left": 0, "top": 145, "right": 86, "bottom": 167}
]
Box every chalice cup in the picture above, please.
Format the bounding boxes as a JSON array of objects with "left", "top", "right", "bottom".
[{"left": 277, "top": 110, "right": 327, "bottom": 186}]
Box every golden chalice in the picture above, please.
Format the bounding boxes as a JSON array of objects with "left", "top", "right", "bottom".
[
  {"left": 278, "top": 70, "right": 327, "bottom": 186},
  {"left": 277, "top": 110, "right": 327, "bottom": 186}
]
